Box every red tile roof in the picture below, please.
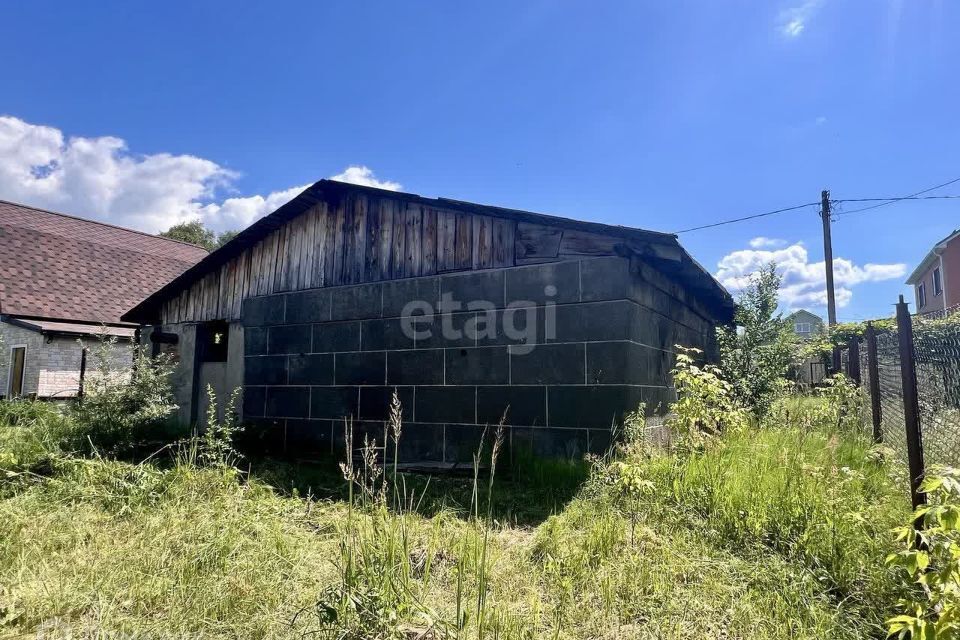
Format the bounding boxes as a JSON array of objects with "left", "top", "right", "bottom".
[{"left": 0, "top": 200, "right": 208, "bottom": 324}]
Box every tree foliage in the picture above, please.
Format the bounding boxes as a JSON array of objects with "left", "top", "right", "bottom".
[
  {"left": 159, "top": 221, "right": 238, "bottom": 251},
  {"left": 717, "top": 263, "right": 793, "bottom": 415}
]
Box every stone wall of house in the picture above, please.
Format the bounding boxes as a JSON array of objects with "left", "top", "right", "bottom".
[
  {"left": 38, "top": 337, "right": 132, "bottom": 398},
  {"left": 0, "top": 321, "right": 44, "bottom": 397},
  {"left": 238, "top": 256, "right": 721, "bottom": 462},
  {"left": 0, "top": 320, "right": 132, "bottom": 399}
]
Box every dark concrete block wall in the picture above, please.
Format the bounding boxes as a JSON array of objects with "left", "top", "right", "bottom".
[{"left": 240, "top": 256, "right": 721, "bottom": 462}]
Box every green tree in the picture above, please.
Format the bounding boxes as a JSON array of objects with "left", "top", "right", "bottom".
[
  {"left": 717, "top": 263, "right": 793, "bottom": 416},
  {"left": 159, "top": 221, "right": 238, "bottom": 251},
  {"left": 216, "top": 230, "right": 239, "bottom": 248}
]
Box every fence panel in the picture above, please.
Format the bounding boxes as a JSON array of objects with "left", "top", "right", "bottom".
[
  {"left": 874, "top": 329, "right": 909, "bottom": 458},
  {"left": 911, "top": 314, "right": 960, "bottom": 467}
]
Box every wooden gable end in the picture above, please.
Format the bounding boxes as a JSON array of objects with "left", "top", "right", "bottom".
[{"left": 158, "top": 191, "right": 668, "bottom": 324}]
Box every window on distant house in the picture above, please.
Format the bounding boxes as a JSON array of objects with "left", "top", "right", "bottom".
[
  {"left": 919, "top": 282, "right": 927, "bottom": 309},
  {"left": 934, "top": 267, "right": 943, "bottom": 296},
  {"left": 795, "top": 322, "right": 811, "bottom": 334},
  {"left": 7, "top": 346, "right": 25, "bottom": 397},
  {"left": 199, "top": 320, "right": 230, "bottom": 362}
]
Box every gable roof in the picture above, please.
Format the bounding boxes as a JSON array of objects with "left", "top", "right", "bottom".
[
  {"left": 785, "top": 309, "right": 823, "bottom": 323},
  {"left": 0, "top": 200, "right": 208, "bottom": 325},
  {"left": 123, "top": 179, "right": 733, "bottom": 323},
  {"left": 906, "top": 229, "right": 960, "bottom": 285}
]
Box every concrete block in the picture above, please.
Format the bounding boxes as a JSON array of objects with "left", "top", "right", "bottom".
[
  {"left": 358, "top": 386, "right": 414, "bottom": 421},
  {"left": 238, "top": 418, "right": 286, "bottom": 455},
  {"left": 311, "top": 386, "right": 359, "bottom": 420},
  {"left": 312, "top": 321, "right": 361, "bottom": 353},
  {"left": 244, "top": 327, "right": 268, "bottom": 356},
  {"left": 289, "top": 353, "right": 335, "bottom": 385},
  {"left": 510, "top": 343, "right": 585, "bottom": 385},
  {"left": 586, "top": 341, "right": 660, "bottom": 385},
  {"left": 285, "top": 419, "right": 333, "bottom": 456},
  {"left": 335, "top": 351, "right": 386, "bottom": 385},
  {"left": 477, "top": 385, "right": 546, "bottom": 426},
  {"left": 444, "top": 346, "right": 509, "bottom": 385},
  {"left": 641, "top": 386, "right": 676, "bottom": 416},
  {"left": 550, "top": 300, "right": 635, "bottom": 343},
  {"left": 532, "top": 427, "right": 589, "bottom": 459},
  {"left": 265, "top": 386, "right": 310, "bottom": 419},
  {"left": 547, "top": 385, "right": 641, "bottom": 429},
  {"left": 382, "top": 276, "right": 440, "bottom": 318},
  {"left": 505, "top": 260, "right": 580, "bottom": 305},
  {"left": 285, "top": 289, "right": 331, "bottom": 324},
  {"left": 268, "top": 325, "right": 312, "bottom": 355},
  {"left": 245, "top": 355, "right": 287, "bottom": 385},
  {"left": 331, "top": 283, "right": 382, "bottom": 321},
  {"left": 588, "top": 428, "right": 613, "bottom": 455},
  {"left": 414, "top": 386, "right": 476, "bottom": 424},
  {"left": 242, "top": 295, "right": 285, "bottom": 326},
  {"left": 361, "top": 318, "right": 414, "bottom": 351},
  {"left": 396, "top": 423, "right": 445, "bottom": 463},
  {"left": 243, "top": 386, "right": 266, "bottom": 418},
  {"left": 580, "top": 257, "right": 631, "bottom": 302},
  {"left": 443, "top": 424, "right": 486, "bottom": 464},
  {"left": 413, "top": 312, "right": 476, "bottom": 349},
  {"left": 482, "top": 307, "right": 541, "bottom": 347},
  {"left": 387, "top": 349, "right": 444, "bottom": 385},
  {"left": 440, "top": 270, "right": 505, "bottom": 309}
]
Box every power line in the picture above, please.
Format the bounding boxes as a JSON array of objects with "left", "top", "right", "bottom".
[
  {"left": 836, "top": 195, "right": 960, "bottom": 203},
  {"left": 833, "top": 175, "right": 960, "bottom": 216},
  {"left": 672, "top": 202, "right": 820, "bottom": 234},
  {"left": 672, "top": 174, "right": 960, "bottom": 233}
]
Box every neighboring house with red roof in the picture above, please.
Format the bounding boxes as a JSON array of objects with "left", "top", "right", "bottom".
[
  {"left": 906, "top": 229, "right": 960, "bottom": 315},
  {"left": 0, "top": 200, "right": 207, "bottom": 398}
]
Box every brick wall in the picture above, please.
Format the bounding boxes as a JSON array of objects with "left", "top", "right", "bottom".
[
  {"left": 240, "top": 256, "right": 721, "bottom": 462},
  {"left": 0, "top": 320, "right": 132, "bottom": 398},
  {"left": 0, "top": 321, "right": 44, "bottom": 396}
]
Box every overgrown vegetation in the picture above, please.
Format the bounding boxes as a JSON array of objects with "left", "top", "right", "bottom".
[
  {"left": 0, "top": 269, "right": 932, "bottom": 638},
  {"left": 718, "top": 263, "right": 794, "bottom": 415}
]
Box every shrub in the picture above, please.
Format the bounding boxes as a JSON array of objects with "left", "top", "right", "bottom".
[
  {"left": 886, "top": 466, "right": 960, "bottom": 639},
  {"left": 70, "top": 340, "right": 180, "bottom": 454},
  {"left": 717, "top": 263, "right": 794, "bottom": 416},
  {"left": 668, "top": 346, "right": 750, "bottom": 449}
]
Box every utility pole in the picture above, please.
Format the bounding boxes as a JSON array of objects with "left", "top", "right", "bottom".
[
  {"left": 820, "top": 189, "right": 837, "bottom": 327},
  {"left": 820, "top": 189, "right": 840, "bottom": 373}
]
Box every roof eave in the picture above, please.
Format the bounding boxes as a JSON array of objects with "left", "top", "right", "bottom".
[{"left": 122, "top": 179, "right": 731, "bottom": 324}]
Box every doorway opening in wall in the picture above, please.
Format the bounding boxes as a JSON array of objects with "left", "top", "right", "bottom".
[
  {"left": 8, "top": 345, "right": 26, "bottom": 398},
  {"left": 198, "top": 320, "right": 230, "bottom": 362}
]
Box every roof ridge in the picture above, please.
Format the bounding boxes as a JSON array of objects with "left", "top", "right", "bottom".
[{"left": 0, "top": 198, "right": 209, "bottom": 251}]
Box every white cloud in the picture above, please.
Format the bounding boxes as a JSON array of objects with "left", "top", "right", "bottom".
[
  {"left": 778, "top": 0, "right": 824, "bottom": 38},
  {"left": 716, "top": 241, "right": 906, "bottom": 310},
  {"left": 199, "top": 183, "right": 313, "bottom": 230},
  {"left": 0, "top": 115, "right": 400, "bottom": 233},
  {"left": 749, "top": 236, "right": 787, "bottom": 249},
  {"left": 329, "top": 165, "right": 402, "bottom": 191}
]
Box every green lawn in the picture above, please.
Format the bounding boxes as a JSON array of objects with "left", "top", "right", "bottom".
[{"left": 0, "top": 398, "right": 912, "bottom": 639}]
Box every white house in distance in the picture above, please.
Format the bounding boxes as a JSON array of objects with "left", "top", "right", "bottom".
[
  {"left": 0, "top": 200, "right": 207, "bottom": 399},
  {"left": 786, "top": 309, "right": 824, "bottom": 339}
]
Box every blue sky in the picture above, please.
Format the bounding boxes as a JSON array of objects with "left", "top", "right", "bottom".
[{"left": 1, "top": 1, "right": 957, "bottom": 321}]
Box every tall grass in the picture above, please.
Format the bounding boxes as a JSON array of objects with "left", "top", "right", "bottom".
[{"left": 0, "top": 388, "right": 911, "bottom": 638}]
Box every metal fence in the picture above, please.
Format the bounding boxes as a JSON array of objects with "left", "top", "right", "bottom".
[{"left": 843, "top": 297, "right": 960, "bottom": 509}]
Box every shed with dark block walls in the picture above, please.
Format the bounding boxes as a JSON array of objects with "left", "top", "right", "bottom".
[{"left": 123, "top": 180, "right": 733, "bottom": 462}]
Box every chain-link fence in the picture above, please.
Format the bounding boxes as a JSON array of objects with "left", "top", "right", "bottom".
[
  {"left": 841, "top": 300, "right": 960, "bottom": 505},
  {"left": 910, "top": 313, "right": 960, "bottom": 466}
]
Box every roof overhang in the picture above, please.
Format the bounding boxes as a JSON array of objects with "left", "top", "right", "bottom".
[
  {"left": 906, "top": 229, "right": 960, "bottom": 285},
  {"left": 2, "top": 315, "right": 137, "bottom": 340},
  {"left": 123, "top": 180, "right": 734, "bottom": 324}
]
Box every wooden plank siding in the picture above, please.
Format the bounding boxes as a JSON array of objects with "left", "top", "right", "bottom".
[{"left": 158, "top": 192, "right": 631, "bottom": 324}]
